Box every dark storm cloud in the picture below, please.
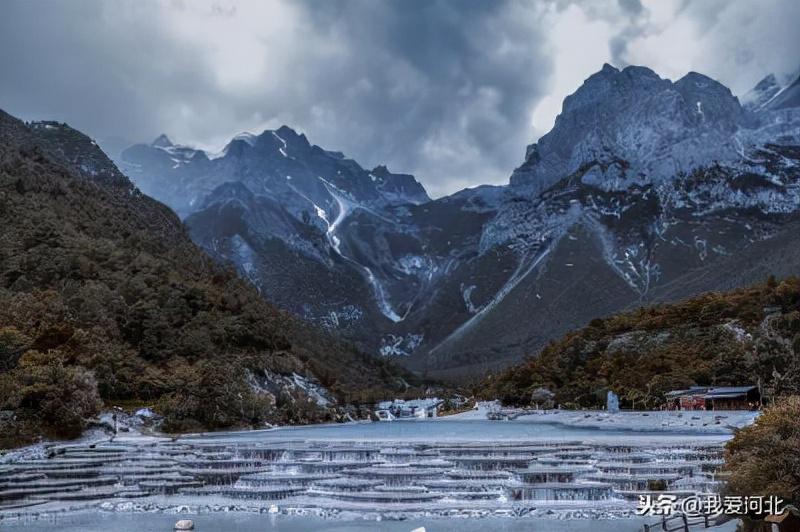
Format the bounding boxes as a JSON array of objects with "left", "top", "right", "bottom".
[
  {"left": 289, "top": 0, "right": 553, "bottom": 195},
  {"left": 0, "top": 2, "right": 216, "bottom": 147},
  {"left": 0, "top": 0, "right": 551, "bottom": 197},
  {"left": 1, "top": 0, "right": 798, "bottom": 197}
]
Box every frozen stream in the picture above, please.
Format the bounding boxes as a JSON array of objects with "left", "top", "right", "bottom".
[{"left": 0, "top": 418, "right": 737, "bottom": 530}]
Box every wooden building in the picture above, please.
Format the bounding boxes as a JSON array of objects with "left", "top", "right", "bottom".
[
  {"left": 664, "top": 386, "right": 760, "bottom": 411},
  {"left": 665, "top": 386, "right": 711, "bottom": 411},
  {"left": 703, "top": 386, "right": 760, "bottom": 410}
]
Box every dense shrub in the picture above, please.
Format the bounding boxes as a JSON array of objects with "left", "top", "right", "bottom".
[
  {"left": 724, "top": 397, "right": 800, "bottom": 520},
  {"left": 0, "top": 351, "right": 102, "bottom": 442},
  {"left": 158, "top": 361, "right": 275, "bottom": 432}
]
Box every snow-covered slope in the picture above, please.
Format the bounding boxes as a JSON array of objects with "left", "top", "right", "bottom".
[
  {"left": 767, "top": 73, "right": 800, "bottom": 111},
  {"left": 741, "top": 74, "right": 782, "bottom": 111}
]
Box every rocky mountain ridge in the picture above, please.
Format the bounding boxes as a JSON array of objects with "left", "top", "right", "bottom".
[{"left": 118, "top": 64, "right": 800, "bottom": 379}]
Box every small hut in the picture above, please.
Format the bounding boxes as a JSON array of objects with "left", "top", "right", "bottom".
[
  {"left": 703, "top": 386, "right": 760, "bottom": 410},
  {"left": 664, "top": 385, "right": 761, "bottom": 411},
  {"left": 664, "top": 387, "right": 710, "bottom": 411}
]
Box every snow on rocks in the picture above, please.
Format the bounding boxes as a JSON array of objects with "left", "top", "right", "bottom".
[{"left": 245, "top": 369, "right": 335, "bottom": 409}]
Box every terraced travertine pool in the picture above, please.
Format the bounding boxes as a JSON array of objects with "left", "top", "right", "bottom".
[{"left": 0, "top": 418, "right": 735, "bottom": 531}]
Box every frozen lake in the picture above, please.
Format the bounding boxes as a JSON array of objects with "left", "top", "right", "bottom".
[
  {"left": 184, "top": 416, "right": 734, "bottom": 444},
  {"left": 0, "top": 416, "right": 737, "bottom": 531}
]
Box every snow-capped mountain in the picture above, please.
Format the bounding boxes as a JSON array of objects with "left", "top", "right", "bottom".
[
  {"left": 120, "top": 126, "right": 438, "bottom": 351},
  {"left": 119, "top": 64, "right": 800, "bottom": 379},
  {"left": 510, "top": 65, "right": 752, "bottom": 195},
  {"left": 121, "top": 125, "right": 428, "bottom": 218}
]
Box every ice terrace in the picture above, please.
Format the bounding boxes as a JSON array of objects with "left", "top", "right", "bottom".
[{"left": 0, "top": 436, "right": 726, "bottom": 519}]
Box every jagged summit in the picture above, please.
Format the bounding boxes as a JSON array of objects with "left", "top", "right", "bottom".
[
  {"left": 222, "top": 126, "right": 310, "bottom": 154},
  {"left": 509, "top": 64, "right": 780, "bottom": 193},
  {"left": 274, "top": 124, "right": 306, "bottom": 142},
  {"left": 121, "top": 122, "right": 430, "bottom": 217},
  {"left": 600, "top": 62, "right": 618, "bottom": 73},
  {"left": 151, "top": 133, "right": 173, "bottom": 148}
]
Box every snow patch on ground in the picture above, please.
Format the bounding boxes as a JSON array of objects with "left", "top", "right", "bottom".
[
  {"left": 460, "top": 283, "right": 479, "bottom": 313},
  {"left": 290, "top": 373, "right": 333, "bottom": 407},
  {"left": 379, "top": 333, "right": 424, "bottom": 357},
  {"left": 723, "top": 321, "right": 752, "bottom": 343},
  {"left": 230, "top": 234, "right": 259, "bottom": 288},
  {"left": 309, "top": 304, "right": 364, "bottom": 330}
]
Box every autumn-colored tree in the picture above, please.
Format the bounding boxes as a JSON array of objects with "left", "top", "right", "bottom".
[
  {"left": 1, "top": 351, "right": 102, "bottom": 440},
  {"left": 725, "top": 396, "right": 800, "bottom": 507}
]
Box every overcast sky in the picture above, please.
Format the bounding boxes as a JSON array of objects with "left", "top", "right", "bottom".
[{"left": 1, "top": 0, "right": 798, "bottom": 197}]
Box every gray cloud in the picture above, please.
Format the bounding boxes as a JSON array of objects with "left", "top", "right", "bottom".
[
  {"left": 289, "top": 0, "right": 554, "bottom": 196},
  {"left": 1, "top": 0, "right": 798, "bottom": 197},
  {"left": 618, "top": 0, "right": 643, "bottom": 16}
]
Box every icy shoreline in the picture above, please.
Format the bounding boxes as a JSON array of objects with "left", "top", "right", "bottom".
[
  {"left": 0, "top": 508, "right": 692, "bottom": 532},
  {"left": 2, "top": 404, "right": 753, "bottom": 464},
  {"left": 443, "top": 403, "right": 759, "bottom": 435},
  {"left": 539, "top": 410, "right": 757, "bottom": 434}
]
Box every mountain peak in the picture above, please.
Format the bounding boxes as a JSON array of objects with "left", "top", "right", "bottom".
[
  {"left": 151, "top": 134, "right": 173, "bottom": 148},
  {"left": 371, "top": 164, "right": 390, "bottom": 176},
  {"left": 510, "top": 64, "right": 746, "bottom": 192},
  {"left": 600, "top": 62, "right": 619, "bottom": 74},
  {"left": 562, "top": 64, "right": 666, "bottom": 116},
  {"left": 675, "top": 71, "right": 729, "bottom": 93},
  {"left": 271, "top": 125, "right": 310, "bottom": 150},
  {"left": 230, "top": 131, "right": 258, "bottom": 147},
  {"left": 620, "top": 64, "right": 660, "bottom": 80},
  {"left": 275, "top": 125, "right": 298, "bottom": 137}
]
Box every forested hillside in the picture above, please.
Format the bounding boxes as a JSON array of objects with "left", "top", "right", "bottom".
[
  {"left": 482, "top": 277, "right": 800, "bottom": 409},
  {"left": 0, "top": 110, "right": 412, "bottom": 446}
]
